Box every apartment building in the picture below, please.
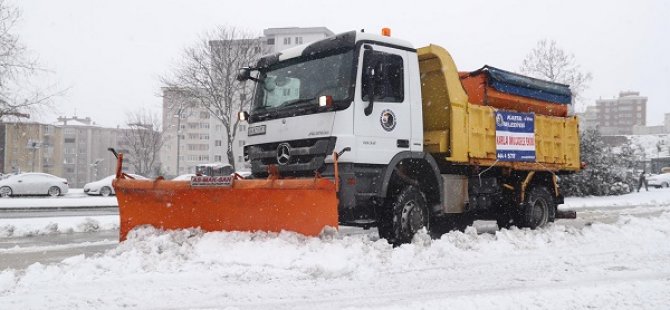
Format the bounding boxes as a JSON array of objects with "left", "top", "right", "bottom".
[
  {"left": 593, "top": 91, "right": 647, "bottom": 135},
  {"left": 56, "top": 116, "right": 130, "bottom": 187},
  {"left": 0, "top": 121, "right": 63, "bottom": 177},
  {"left": 0, "top": 116, "right": 131, "bottom": 187}
]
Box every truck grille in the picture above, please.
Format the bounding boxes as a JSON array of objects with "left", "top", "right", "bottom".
[{"left": 246, "top": 137, "right": 336, "bottom": 177}]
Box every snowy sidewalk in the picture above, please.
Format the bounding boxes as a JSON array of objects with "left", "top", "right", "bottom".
[
  {"left": 0, "top": 189, "right": 117, "bottom": 209},
  {"left": 562, "top": 187, "right": 670, "bottom": 210}
]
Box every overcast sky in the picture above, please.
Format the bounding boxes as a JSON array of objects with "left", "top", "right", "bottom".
[{"left": 13, "top": 0, "right": 670, "bottom": 127}]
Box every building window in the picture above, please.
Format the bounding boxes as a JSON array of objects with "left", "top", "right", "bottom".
[
  {"left": 64, "top": 138, "right": 76, "bottom": 143},
  {"left": 267, "top": 38, "right": 275, "bottom": 45},
  {"left": 239, "top": 125, "right": 246, "bottom": 132},
  {"left": 254, "top": 46, "right": 261, "bottom": 53},
  {"left": 283, "top": 37, "right": 291, "bottom": 45},
  {"left": 295, "top": 37, "right": 303, "bottom": 44},
  {"left": 187, "top": 144, "right": 209, "bottom": 151},
  {"left": 200, "top": 112, "right": 210, "bottom": 119},
  {"left": 215, "top": 125, "right": 222, "bottom": 131},
  {"left": 215, "top": 140, "right": 222, "bottom": 147},
  {"left": 214, "top": 155, "right": 222, "bottom": 162}
]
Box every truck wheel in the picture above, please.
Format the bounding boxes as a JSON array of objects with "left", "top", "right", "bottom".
[
  {"left": 519, "top": 186, "right": 554, "bottom": 229},
  {"left": 390, "top": 185, "right": 429, "bottom": 245},
  {"left": 496, "top": 210, "right": 516, "bottom": 229}
]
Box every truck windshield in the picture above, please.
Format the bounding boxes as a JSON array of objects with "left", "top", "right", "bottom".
[{"left": 252, "top": 49, "right": 355, "bottom": 118}]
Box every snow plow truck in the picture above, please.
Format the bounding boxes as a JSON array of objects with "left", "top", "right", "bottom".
[{"left": 112, "top": 29, "right": 580, "bottom": 244}]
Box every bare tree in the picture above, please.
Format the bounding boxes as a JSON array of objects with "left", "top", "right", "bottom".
[
  {"left": 0, "top": 0, "right": 60, "bottom": 120},
  {"left": 520, "top": 39, "right": 592, "bottom": 109},
  {"left": 121, "top": 109, "right": 165, "bottom": 176},
  {"left": 162, "top": 26, "right": 266, "bottom": 169}
]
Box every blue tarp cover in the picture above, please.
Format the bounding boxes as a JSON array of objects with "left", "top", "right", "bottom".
[{"left": 475, "top": 66, "right": 572, "bottom": 105}]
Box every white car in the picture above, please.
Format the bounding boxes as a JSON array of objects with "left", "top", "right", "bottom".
[
  {"left": 0, "top": 173, "right": 69, "bottom": 197},
  {"left": 646, "top": 173, "right": 670, "bottom": 188},
  {"left": 83, "top": 174, "right": 147, "bottom": 196}
]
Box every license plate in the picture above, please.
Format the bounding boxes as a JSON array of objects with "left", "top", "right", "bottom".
[
  {"left": 248, "top": 125, "right": 266, "bottom": 136},
  {"left": 191, "top": 175, "right": 233, "bottom": 187}
]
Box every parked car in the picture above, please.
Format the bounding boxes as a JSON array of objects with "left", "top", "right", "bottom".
[
  {"left": 0, "top": 173, "right": 69, "bottom": 197},
  {"left": 646, "top": 173, "right": 670, "bottom": 188},
  {"left": 83, "top": 174, "right": 147, "bottom": 196}
]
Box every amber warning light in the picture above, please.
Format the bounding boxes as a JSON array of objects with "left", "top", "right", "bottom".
[{"left": 381, "top": 28, "right": 391, "bottom": 37}]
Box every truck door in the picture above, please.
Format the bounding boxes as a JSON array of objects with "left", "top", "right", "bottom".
[{"left": 354, "top": 45, "right": 412, "bottom": 164}]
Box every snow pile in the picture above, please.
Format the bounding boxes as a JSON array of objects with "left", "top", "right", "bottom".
[
  {"left": 1, "top": 210, "right": 669, "bottom": 309},
  {"left": 563, "top": 188, "right": 670, "bottom": 210},
  {"left": 0, "top": 216, "right": 118, "bottom": 238}
]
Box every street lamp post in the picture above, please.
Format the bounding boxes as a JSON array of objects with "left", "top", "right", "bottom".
[{"left": 174, "top": 105, "right": 186, "bottom": 175}]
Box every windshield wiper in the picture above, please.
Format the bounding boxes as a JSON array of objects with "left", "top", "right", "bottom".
[{"left": 278, "top": 97, "right": 317, "bottom": 108}]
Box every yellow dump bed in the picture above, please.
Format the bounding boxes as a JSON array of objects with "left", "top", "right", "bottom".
[{"left": 417, "top": 44, "right": 580, "bottom": 172}]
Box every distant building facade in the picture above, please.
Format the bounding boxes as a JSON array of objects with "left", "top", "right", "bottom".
[
  {"left": 0, "top": 116, "right": 139, "bottom": 187},
  {"left": 589, "top": 91, "right": 647, "bottom": 135},
  {"left": 0, "top": 121, "right": 64, "bottom": 177}
]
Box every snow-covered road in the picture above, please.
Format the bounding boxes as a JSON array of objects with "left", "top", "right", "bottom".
[{"left": 0, "top": 190, "right": 669, "bottom": 309}]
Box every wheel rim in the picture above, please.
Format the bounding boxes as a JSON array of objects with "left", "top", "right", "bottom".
[
  {"left": 48, "top": 187, "right": 60, "bottom": 197},
  {"left": 402, "top": 200, "right": 425, "bottom": 235},
  {"left": 101, "top": 187, "right": 111, "bottom": 196},
  {"left": 529, "top": 198, "right": 548, "bottom": 226},
  {"left": 0, "top": 187, "right": 10, "bottom": 197}
]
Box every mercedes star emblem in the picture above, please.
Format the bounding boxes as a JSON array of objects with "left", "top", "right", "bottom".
[{"left": 276, "top": 143, "right": 291, "bottom": 165}]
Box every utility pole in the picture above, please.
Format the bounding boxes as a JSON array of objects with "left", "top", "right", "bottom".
[{"left": 175, "top": 104, "right": 186, "bottom": 175}]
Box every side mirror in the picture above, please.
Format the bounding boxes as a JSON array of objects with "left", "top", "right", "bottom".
[
  {"left": 238, "top": 111, "right": 249, "bottom": 121},
  {"left": 237, "top": 67, "right": 252, "bottom": 81}
]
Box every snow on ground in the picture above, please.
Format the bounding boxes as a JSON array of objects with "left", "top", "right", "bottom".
[
  {"left": 0, "top": 191, "right": 669, "bottom": 309},
  {"left": 0, "top": 216, "right": 119, "bottom": 238},
  {"left": 562, "top": 187, "right": 670, "bottom": 210}
]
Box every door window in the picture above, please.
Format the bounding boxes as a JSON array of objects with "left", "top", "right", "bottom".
[{"left": 362, "top": 51, "right": 404, "bottom": 103}]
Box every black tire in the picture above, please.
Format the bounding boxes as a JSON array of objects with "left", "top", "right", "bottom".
[
  {"left": 0, "top": 186, "right": 12, "bottom": 198},
  {"left": 100, "top": 186, "right": 112, "bottom": 197},
  {"left": 518, "top": 186, "right": 554, "bottom": 229},
  {"left": 662, "top": 182, "right": 669, "bottom": 188},
  {"left": 390, "top": 185, "right": 429, "bottom": 245},
  {"left": 48, "top": 186, "right": 61, "bottom": 197},
  {"left": 496, "top": 210, "right": 516, "bottom": 229}
]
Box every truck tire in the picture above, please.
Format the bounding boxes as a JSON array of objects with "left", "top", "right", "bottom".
[
  {"left": 519, "top": 186, "right": 554, "bottom": 229},
  {"left": 496, "top": 210, "right": 516, "bottom": 229},
  {"left": 389, "top": 185, "right": 429, "bottom": 245}
]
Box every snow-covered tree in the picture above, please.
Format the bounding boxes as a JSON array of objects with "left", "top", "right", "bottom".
[
  {"left": 161, "top": 26, "right": 267, "bottom": 169},
  {"left": 0, "top": 0, "right": 60, "bottom": 120},
  {"left": 560, "top": 129, "right": 637, "bottom": 196},
  {"left": 121, "top": 109, "right": 165, "bottom": 177},
  {"left": 520, "top": 39, "right": 592, "bottom": 109}
]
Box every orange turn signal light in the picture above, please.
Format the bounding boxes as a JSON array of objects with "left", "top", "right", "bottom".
[{"left": 381, "top": 27, "right": 391, "bottom": 37}]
